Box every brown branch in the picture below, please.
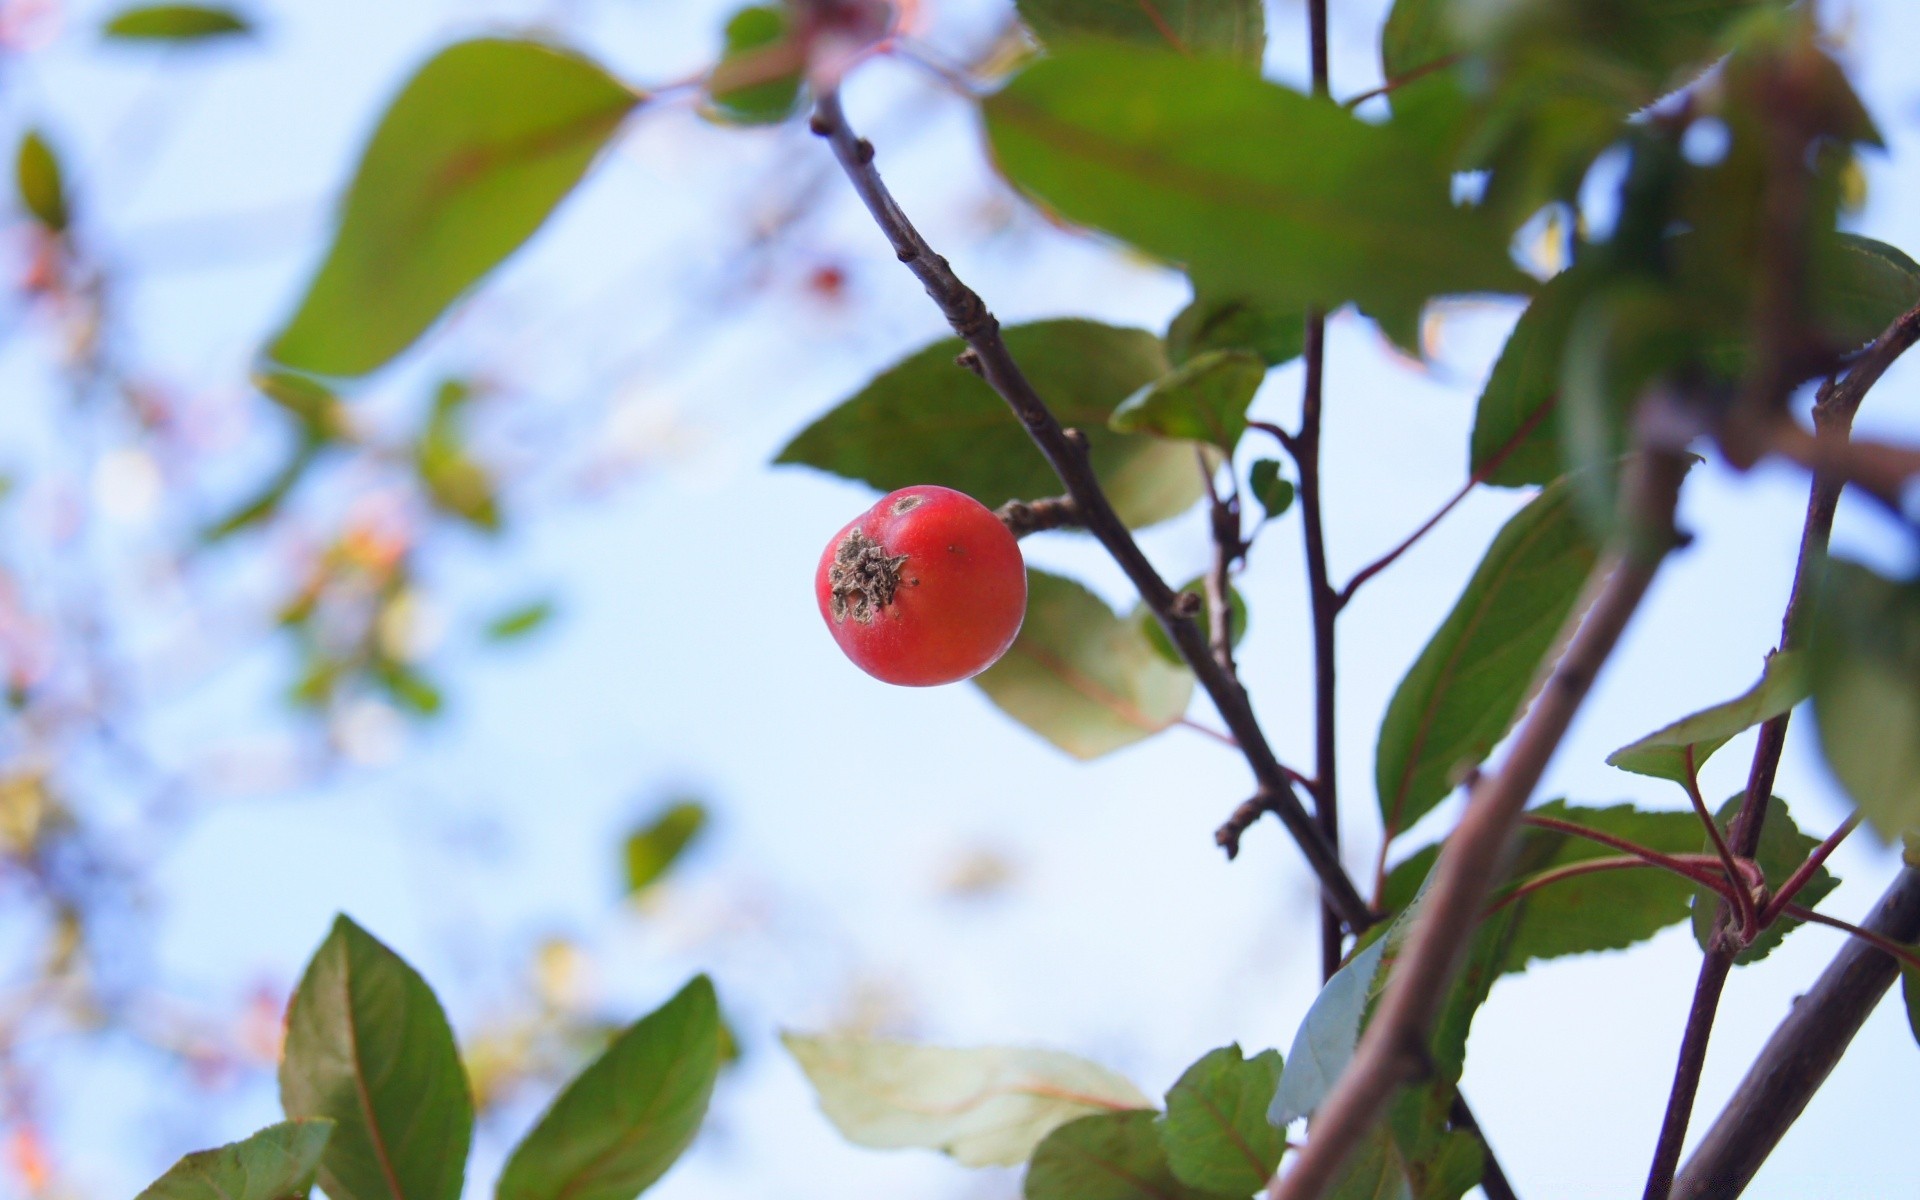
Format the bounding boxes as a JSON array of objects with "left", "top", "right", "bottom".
[
  {"left": 1271, "top": 444, "right": 1689, "bottom": 1200},
  {"left": 995, "top": 494, "right": 1082, "bottom": 538},
  {"left": 1643, "top": 298, "right": 1920, "bottom": 1200},
  {"left": 1672, "top": 868, "right": 1920, "bottom": 1199},
  {"left": 807, "top": 91, "right": 1373, "bottom": 931},
  {"left": 1201, "top": 451, "right": 1243, "bottom": 677}
]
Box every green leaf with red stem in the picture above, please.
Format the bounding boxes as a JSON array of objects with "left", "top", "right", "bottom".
[
  {"left": 1015, "top": 0, "right": 1266, "bottom": 69},
  {"left": 1608, "top": 650, "right": 1809, "bottom": 784},
  {"left": 1156, "top": 1045, "right": 1284, "bottom": 1195},
  {"left": 1690, "top": 795, "right": 1838, "bottom": 966},
  {"left": 1374, "top": 475, "right": 1601, "bottom": 840}
]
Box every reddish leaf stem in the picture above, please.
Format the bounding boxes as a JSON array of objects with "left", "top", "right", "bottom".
[
  {"left": 1487, "top": 853, "right": 1735, "bottom": 917},
  {"left": 1682, "top": 745, "right": 1757, "bottom": 941},
  {"left": 1759, "top": 813, "right": 1860, "bottom": 927},
  {"left": 1517, "top": 813, "right": 1738, "bottom": 891}
]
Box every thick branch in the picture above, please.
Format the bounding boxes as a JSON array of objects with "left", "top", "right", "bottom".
[
  {"left": 1272, "top": 446, "right": 1689, "bottom": 1200},
  {"left": 1672, "top": 868, "right": 1920, "bottom": 1200},
  {"left": 808, "top": 91, "right": 1372, "bottom": 930}
]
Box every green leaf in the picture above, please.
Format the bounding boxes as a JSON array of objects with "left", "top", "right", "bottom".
[
  {"left": 1140, "top": 575, "right": 1245, "bottom": 668},
  {"left": 982, "top": 44, "right": 1528, "bottom": 322},
  {"left": 1375, "top": 475, "right": 1601, "bottom": 840},
  {"left": 134, "top": 1121, "right": 334, "bottom": 1200},
  {"left": 1812, "top": 558, "right": 1920, "bottom": 841},
  {"left": 778, "top": 320, "right": 1204, "bottom": 528},
  {"left": 496, "top": 976, "right": 720, "bottom": 1200},
  {"left": 1015, "top": 0, "right": 1265, "bottom": 68},
  {"left": 1814, "top": 234, "right": 1920, "bottom": 351},
  {"left": 280, "top": 916, "right": 473, "bottom": 1200},
  {"left": 973, "top": 569, "right": 1194, "bottom": 760},
  {"left": 1271, "top": 934, "right": 1390, "bottom": 1127},
  {"left": 624, "top": 800, "right": 708, "bottom": 894},
  {"left": 486, "top": 598, "right": 556, "bottom": 641},
  {"left": 1468, "top": 266, "right": 1597, "bottom": 489},
  {"left": 1166, "top": 294, "right": 1305, "bottom": 367},
  {"left": 706, "top": 6, "right": 803, "bottom": 126},
  {"left": 1903, "top": 963, "right": 1920, "bottom": 1049},
  {"left": 16, "top": 130, "right": 67, "bottom": 232},
  {"left": 103, "top": 4, "right": 250, "bottom": 40},
  {"left": 1027, "top": 1110, "right": 1227, "bottom": 1200},
  {"left": 1110, "top": 349, "right": 1264, "bottom": 451},
  {"left": 1157, "top": 1045, "right": 1284, "bottom": 1195},
  {"left": 1608, "top": 652, "right": 1808, "bottom": 784},
  {"left": 781, "top": 1032, "right": 1150, "bottom": 1168},
  {"left": 1249, "top": 460, "right": 1294, "bottom": 521},
  {"left": 269, "top": 39, "right": 639, "bottom": 377},
  {"left": 1690, "top": 795, "right": 1838, "bottom": 966},
  {"left": 1322, "top": 1124, "right": 1413, "bottom": 1200}
]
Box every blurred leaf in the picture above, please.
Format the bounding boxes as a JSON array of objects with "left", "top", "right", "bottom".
[
  {"left": 624, "top": 800, "right": 708, "bottom": 894},
  {"left": 1027, "top": 1110, "right": 1226, "bottom": 1200},
  {"left": 1375, "top": 475, "right": 1601, "bottom": 840},
  {"left": 1468, "top": 266, "right": 1597, "bottom": 489},
  {"left": 1015, "top": 0, "right": 1265, "bottom": 68},
  {"left": 134, "top": 1121, "right": 334, "bottom": 1200},
  {"left": 16, "top": 130, "right": 67, "bottom": 232},
  {"left": 280, "top": 916, "right": 473, "bottom": 1200},
  {"left": 1322, "top": 1124, "right": 1413, "bottom": 1200},
  {"left": 269, "top": 39, "right": 640, "bottom": 377},
  {"left": 706, "top": 6, "right": 803, "bottom": 125},
  {"left": 1812, "top": 559, "right": 1920, "bottom": 842},
  {"left": 1157, "top": 1045, "right": 1283, "bottom": 1195},
  {"left": 1110, "top": 349, "right": 1264, "bottom": 451},
  {"left": 1249, "top": 459, "right": 1295, "bottom": 520},
  {"left": 415, "top": 379, "right": 499, "bottom": 531},
  {"left": 973, "top": 569, "right": 1194, "bottom": 760},
  {"left": 376, "top": 661, "right": 443, "bottom": 717},
  {"left": 1904, "top": 963, "right": 1920, "bottom": 1049},
  {"left": 201, "top": 440, "right": 323, "bottom": 543},
  {"left": 983, "top": 45, "right": 1528, "bottom": 321},
  {"left": 1690, "top": 795, "right": 1838, "bottom": 965},
  {"left": 1813, "top": 234, "right": 1920, "bottom": 351},
  {"left": 777, "top": 320, "right": 1204, "bottom": 528},
  {"left": 496, "top": 976, "right": 719, "bottom": 1200},
  {"left": 258, "top": 371, "right": 352, "bottom": 439},
  {"left": 486, "top": 599, "right": 556, "bottom": 642},
  {"left": 103, "top": 4, "right": 250, "bottom": 40},
  {"left": 1139, "top": 575, "right": 1244, "bottom": 667},
  {"left": 1166, "top": 294, "right": 1305, "bottom": 367},
  {"left": 1380, "top": 1085, "right": 1482, "bottom": 1200},
  {"left": 782, "top": 1033, "right": 1149, "bottom": 1168},
  {"left": 1608, "top": 652, "right": 1808, "bottom": 784},
  {"left": 1271, "top": 934, "right": 1389, "bottom": 1127}
]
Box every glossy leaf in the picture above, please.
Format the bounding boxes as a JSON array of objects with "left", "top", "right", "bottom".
[
  {"left": 280, "top": 916, "right": 473, "bottom": 1200},
  {"left": 706, "top": 6, "right": 803, "bottom": 126},
  {"left": 496, "top": 976, "right": 720, "bottom": 1200},
  {"left": 16, "top": 131, "right": 67, "bottom": 232},
  {"left": 134, "top": 1121, "right": 333, "bottom": 1200},
  {"left": 1375, "top": 476, "right": 1601, "bottom": 839},
  {"left": 983, "top": 45, "right": 1528, "bottom": 322},
  {"left": 781, "top": 1032, "right": 1150, "bottom": 1168},
  {"left": 1027, "top": 1110, "right": 1224, "bottom": 1200},
  {"left": 269, "top": 39, "right": 639, "bottom": 377},
  {"left": 1691, "top": 795, "right": 1838, "bottom": 965},
  {"left": 1811, "top": 558, "right": 1920, "bottom": 841},
  {"left": 1608, "top": 652, "right": 1808, "bottom": 784},
  {"left": 624, "top": 800, "right": 708, "bottom": 893},
  {"left": 103, "top": 4, "right": 250, "bottom": 40},
  {"left": 1166, "top": 294, "right": 1306, "bottom": 367},
  {"left": 778, "top": 320, "right": 1205, "bottom": 528},
  {"left": 1110, "top": 349, "right": 1265, "bottom": 451},
  {"left": 1015, "top": 0, "right": 1265, "bottom": 68},
  {"left": 1249, "top": 460, "right": 1294, "bottom": 520},
  {"left": 1157, "top": 1045, "right": 1284, "bottom": 1195},
  {"left": 973, "top": 570, "right": 1194, "bottom": 760}
]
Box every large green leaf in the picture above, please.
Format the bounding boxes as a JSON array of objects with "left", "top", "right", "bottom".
[
  {"left": 269, "top": 39, "right": 639, "bottom": 377},
  {"left": 624, "top": 800, "right": 709, "bottom": 894},
  {"left": 782, "top": 1032, "right": 1150, "bottom": 1168},
  {"left": 1026, "top": 1111, "right": 1227, "bottom": 1200},
  {"left": 1374, "top": 476, "right": 1601, "bottom": 839},
  {"left": 134, "top": 1121, "right": 334, "bottom": 1200},
  {"left": 1468, "top": 265, "right": 1597, "bottom": 488},
  {"left": 1015, "top": 0, "right": 1265, "bottom": 68},
  {"left": 983, "top": 44, "right": 1528, "bottom": 321},
  {"left": 972, "top": 570, "right": 1194, "bottom": 760},
  {"left": 1608, "top": 651, "right": 1808, "bottom": 784},
  {"left": 1812, "top": 559, "right": 1920, "bottom": 841},
  {"left": 1157, "top": 1045, "right": 1284, "bottom": 1195},
  {"left": 1690, "top": 795, "right": 1838, "bottom": 965},
  {"left": 103, "top": 4, "right": 250, "bottom": 40},
  {"left": 1165, "top": 293, "right": 1305, "bottom": 368},
  {"left": 280, "top": 916, "right": 473, "bottom": 1200},
  {"left": 1109, "top": 349, "right": 1265, "bottom": 451},
  {"left": 778, "top": 320, "right": 1204, "bottom": 528},
  {"left": 496, "top": 976, "right": 720, "bottom": 1200}
]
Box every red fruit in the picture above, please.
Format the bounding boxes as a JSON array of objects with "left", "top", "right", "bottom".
[{"left": 816, "top": 485, "right": 1026, "bottom": 686}]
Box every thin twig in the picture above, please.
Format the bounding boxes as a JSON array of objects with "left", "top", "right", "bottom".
[
  {"left": 1673, "top": 868, "right": 1920, "bottom": 1199},
  {"left": 1487, "top": 854, "right": 1734, "bottom": 916},
  {"left": 1201, "top": 450, "right": 1243, "bottom": 677},
  {"left": 1683, "top": 745, "right": 1758, "bottom": 941},
  {"left": 1518, "top": 813, "right": 1738, "bottom": 891},
  {"left": 1758, "top": 813, "right": 1859, "bottom": 926},
  {"left": 1341, "top": 54, "right": 1464, "bottom": 110},
  {"left": 807, "top": 90, "right": 1373, "bottom": 930},
  {"left": 1271, "top": 444, "right": 1689, "bottom": 1200},
  {"left": 1781, "top": 901, "right": 1920, "bottom": 971}
]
